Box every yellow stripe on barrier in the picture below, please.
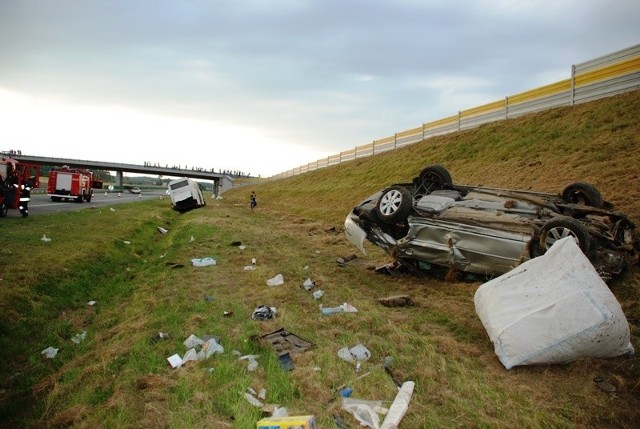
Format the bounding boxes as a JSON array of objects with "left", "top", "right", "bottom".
[
  {"left": 373, "top": 137, "right": 394, "bottom": 146},
  {"left": 396, "top": 126, "right": 422, "bottom": 139},
  {"left": 461, "top": 99, "right": 505, "bottom": 118},
  {"left": 575, "top": 56, "right": 640, "bottom": 87},
  {"left": 424, "top": 115, "right": 458, "bottom": 129},
  {"left": 509, "top": 79, "right": 571, "bottom": 104}
]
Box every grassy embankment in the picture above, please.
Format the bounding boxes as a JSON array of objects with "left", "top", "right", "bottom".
[{"left": 1, "top": 90, "right": 639, "bottom": 428}]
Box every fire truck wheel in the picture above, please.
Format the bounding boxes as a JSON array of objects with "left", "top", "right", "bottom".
[
  {"left": 86, "top": 192, "right": 92, "bottom": 203},
  {"left": 0, "top": 204, "right": 7, "bottom": 217},
  {"left": 76, "top": 194, "right": 83, "bottom": 203}
]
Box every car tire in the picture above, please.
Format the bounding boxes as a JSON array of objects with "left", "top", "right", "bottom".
[
  {"left": 417, "top": 164, "right": 452, "bottom": 193},
  {"left": 376, "top": 185, "right": 412, "bottom": 224},
  {"left": 538, "top": 217, "right": 591, "bottom": 254},
  {"left": 561, "top": 182, "right": 603, "bottom": 208}
]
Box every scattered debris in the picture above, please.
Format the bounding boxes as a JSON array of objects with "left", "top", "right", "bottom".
[
  {"left": 382, "top": 356, "right": 402, "bottom": 388},
  {"left": 41, "top": 234, "right": 51, "bottom": 242},
  {"left": 374, "top": 262, "right": 407, "bottom": 277},
  {"left": 165, "top": 262, "right": 185, "bottom": 269},
  {"left": 204, "top": 295, "right": 214, "bottom": 302},
  {"left": 157, "top": 227, "right": 169, "bottom": 234},
  {"left": 378, "top": 295, "right": 414, "bottom": 308},
  {"left": 266, "top": 274, "right": 284, "bottom": 287},
  {"left": 223, "top": 311, "right": 234, "bottom": 317},
  {"left": 341, "top": 397, "right": 386, "bottom": 428},
  {"left": 380, "top": 381, "right": 415, "bottom": 429},
  {"left": 333, "top": 414, "right": 351, "bottom": 429},
  {"left": 71, "top": 331, "right": 87, "bottom": 344},
  {"left": 260, "top": 328, "right": 315, "bottom": 355},
  {"left": 167, "top": 334, "right": 224, "bottom": 368},
  {"left": 110, "top": 207, "right": 116, "bottom": 212},
  {"left": 41, "top": 347, "right": 59, "bottom": 359},
  {"left": 191, "top": 257, "right": 216, "bottom": 267},
  {"left": 244, "top": 265, "right": 256, "bottom": 271},
  {"left": 321, "top": 303, "right": 358, "bottom": 315},
  {"left": 124, "top": 241, "right": 131, "bottom": 245},
  {"left": 340, "top": 387, "right": 352, "bottom": 397},
  {"left": 152, "top": 332, "right": 170, "bottom": 342},
  {"left": 337, "top": 254, "right": 357, "bottom": 266},
  {"left": 87, "top": 301, "right": 96, "bottom": 306},
  {"left": 230, "top": 241, "right": 243, "bottom": 246},
  {"left": 475, "top": 237, "right": 634, "bottom": 369},
  {"left": 256, "top": 416, "right": 315, "bottom": 429},
  {"left": 189, "top": 235, "right": 195, "bottom": 242},
  {"left": 337, "top": 344, "right": 371, "bottom": 364},
  {"left": 278, "top": 352, "right": 294, "bottom": 371},
  {"left": 239, "top": 354, "right": 260, "bottom": 371},
  {"left": 594, "top": 378, "right": 617, "bottom": 393},
  {"left": 301, "top": 278, "right": 315, "bottom": 290},
  {"left": 252, "top": 305, "right": 277, "bottom": 321},
  {"left": 312, "top": 290, "right": 324, "bottom": 300}
]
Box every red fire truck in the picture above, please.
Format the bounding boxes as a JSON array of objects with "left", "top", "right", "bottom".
[
  {"left": 47, "top": 166, "right": 96, "bottom": 203},
  {"left": 0, "top": 156, "right": 41, "bottom": 217}
]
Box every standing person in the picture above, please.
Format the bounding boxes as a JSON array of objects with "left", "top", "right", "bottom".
[{"left": 250, "top": 191, "right": 257, "bottom": 212}]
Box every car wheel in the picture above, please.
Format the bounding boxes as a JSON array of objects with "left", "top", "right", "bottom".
[
  {"left": 0, "top": 203, "right": 7, "bottom": 217},
  {"left": 417, "top": 165, "right": 452, "bottom": 194},
  {"left": 376, "top": 185, "right": 412, "bottom": 224},
  {"left": 538, "top": 217, "right": 591, "bottom": 254},
  {"left": 561, "top": 182, "right": 603, "bottom": 208}
]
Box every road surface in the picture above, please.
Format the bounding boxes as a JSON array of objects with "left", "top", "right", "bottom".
[{"left": 2, "top": 191, "right": 166, "bottom": 218}]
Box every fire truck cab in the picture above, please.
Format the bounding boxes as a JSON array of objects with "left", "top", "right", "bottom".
[{"left": 0, "top": 156, "right": 41, "bottom": 217}]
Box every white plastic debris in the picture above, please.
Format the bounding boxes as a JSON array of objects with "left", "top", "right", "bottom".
[
  {"left": 302, "top": 278, "right": 315, "bottom": 290},
  {"left": 189, "top": 235, "right": 195, "bottom": 242},
  {"left": 182, "top": 348, "right": 198, "bottom": 365},
  {"left": 183, "top": 334, "right": 204, "bottom": 349},
  {"left": 71, "top": 331, "right": 87, "bottom": 344},
  {"left": 87, "top": 301, "right": 96, "bottom": 306},
  {"left": 124, "top": 241, "right": 131, "bottom": 245},
  {"left": 239, "top": 245, "right": 246, "bottom": 250},
  {"left": 258, "top": 388, "right": 267, "bottom": 400},
  {"left": 197, "top": 338, "right": 224, "bottom": 359},
  {"left": 239, "top": 354, "right": 260, "bottom": 371},
  {"left": 313, "top": 290, "right": 324, "bottom": 299},
  {"left": 475, "top": 237, "right": 634, "bottom": 369},
  {"left": 244, "top": 391, "right": 263, "bottom": 407},
  {"left": 191, "top": 257, "right": 216, "bottom": 267},
  {"left": 337, "top": 344, "right": 372, "bottom": 363},
  {"left": 266, "top": 274, "right": 284, "bottom": 287},
  {"left": 341, "top": 397, "right": 386, "bottom": 429},
  {"left": 380, "top": 381, "right": 415, "bottom": 429},
  {"left": 243, "top": 265, "right": 256, "bottom": 271},
  {"left": 167, "top": 354, "right": 182, "bottom": 368},
  {"left": 41, "top": 347, "right": 59, "bottom": 359},
  {"left": 157, "top": 227, "right": 169, "bottom": 234},
  {"left": 110, "top": 207, "right": 116, "bottom": 212},
  {"left": 41, "top": 234, "right": 51, "bottom": 242}
]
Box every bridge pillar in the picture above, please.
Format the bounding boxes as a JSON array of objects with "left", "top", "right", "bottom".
[{"left": 116, "top": 171, "right": 123, "bottom": 188}]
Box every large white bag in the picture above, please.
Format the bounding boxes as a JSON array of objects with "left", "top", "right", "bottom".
[{"left": 474, "top": 237, "right": 634, "bottom": 369}]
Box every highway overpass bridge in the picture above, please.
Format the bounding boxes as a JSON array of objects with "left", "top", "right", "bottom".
[{"left": 2, "top": 153, "right": 233, "bottom": 195}]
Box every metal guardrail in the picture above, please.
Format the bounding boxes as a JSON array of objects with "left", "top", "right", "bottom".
[{"left": 273, "top": 43, "right": 640, "bottom": 180}]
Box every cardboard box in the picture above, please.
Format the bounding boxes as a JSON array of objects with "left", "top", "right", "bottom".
[{"left": 256, "top": 415, "right": 316, "bottom": 429}]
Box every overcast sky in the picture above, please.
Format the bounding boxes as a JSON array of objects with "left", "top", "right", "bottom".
[{"left": 1, "top": 1, "right": 638, "bottom": 177}]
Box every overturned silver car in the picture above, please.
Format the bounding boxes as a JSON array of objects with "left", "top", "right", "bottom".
[{"left": 345, "top": 165, "right": 639, "bottom": 281}]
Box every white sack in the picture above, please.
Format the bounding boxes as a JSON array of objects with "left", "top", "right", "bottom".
[{"left": 474, "top": 237, "right": 633, "bottom": 370}]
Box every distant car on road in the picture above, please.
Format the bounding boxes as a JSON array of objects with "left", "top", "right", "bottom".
[
  {"left": 128, "top": 187, "right": 141, "bottom": 194},
  {"left": 345, "top": 164, "right": 639, "bottom": 281}
]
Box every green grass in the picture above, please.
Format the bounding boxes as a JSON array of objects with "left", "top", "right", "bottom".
[{"left": 1, "top": 90, "right": 640, "bottom": 428}]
